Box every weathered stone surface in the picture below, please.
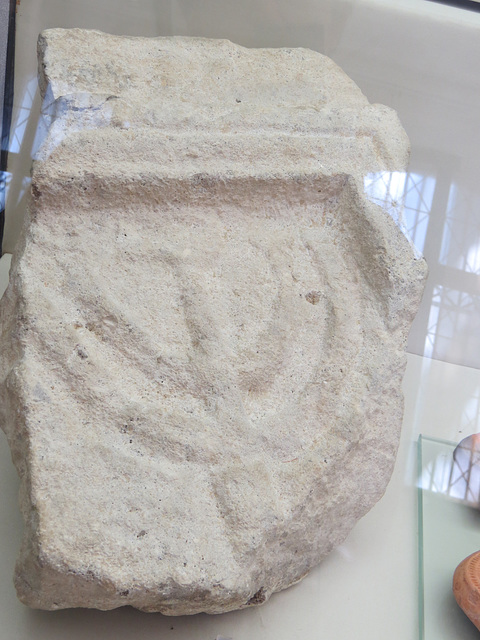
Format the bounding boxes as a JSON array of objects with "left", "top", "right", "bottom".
[{"left": 0, "top": 29, "right": 427, "bottom": 614}]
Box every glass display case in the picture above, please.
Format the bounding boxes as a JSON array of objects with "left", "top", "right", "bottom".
[
  {"left": 1, "top": 1, "right": 480, "bottom": 638},
  {"left": 418, "top": 435, "right": 480, "bottom": 639}
]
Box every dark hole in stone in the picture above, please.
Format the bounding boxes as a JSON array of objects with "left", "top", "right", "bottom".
[
  {"left": 76, "top": 345, "right": 88, "bottom": 359},
  {"left": 246, "top": 587, "right": 266, "bottom": 605},
  {"left": 305, "top": 291, "right": 321, "bottom": 305}
]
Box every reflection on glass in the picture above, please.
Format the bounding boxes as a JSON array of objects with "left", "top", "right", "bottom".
[
  {"left": 364, "top": 170, "right": 434, "bottom": 255},
  {"left": 440, "top": 183, "right": 480, "bottom": 275},
  {"left": 8, "top": 75, "right": 37, "bottom": 155},
  {"left": 419, "top": 433, "right": 480, "bottom": 507},
  {"left": 450, "top": 434, "right": 480, "bottom": 506},
  {"left": 424, "top": 285, "right": 480, "bottom": 362},
  {"left": 0, "top": 170, "right": 11, "bottom": 216},
  {"left": 419, "top": 447, "right": 455, "bottom": 495},
  {"left": 3, "top": 74, "right": 57, "bottom": 252},
  {"left": 30, "top": 86, "right": 57, "bottom": 160}
]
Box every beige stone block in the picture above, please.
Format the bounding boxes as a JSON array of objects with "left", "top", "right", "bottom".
[{"left": 0, "top": 29, "right": 427, "bottom": 614}]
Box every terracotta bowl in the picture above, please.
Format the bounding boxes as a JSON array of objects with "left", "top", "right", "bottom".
[{"left": 453, "top": 550, "right": 480, "bottom": 630}]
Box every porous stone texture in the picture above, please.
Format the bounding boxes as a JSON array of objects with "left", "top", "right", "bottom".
[{"left": 0, "top": 29, "right": 427, "bottom": 614}]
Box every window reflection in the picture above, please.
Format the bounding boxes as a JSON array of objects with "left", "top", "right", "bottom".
[
  {"left": 450, "top": 434, "right": 480, "bottom": 505},
  {"left": 419, "top": 434, "right": 480, "bottom": 507},
  {"left": 424, "top": 285, "right": 480, "bottom": 362},
  {"left": 0, "top": 171, "right": 11, "bottom": 215},
  {"left": 364, "top": 170, "right": 434, "bottom": 256},
  {"left": 3, "top": 75, "right": 55, "bottom": 252},
  {"left": 419, "top": 450, "right": 456, "bottom": 496},
  {"left": 8, "top": 75, "right": 37, "bottom": 155},
  {"left": 440, "top": 183, "right": 480, "bottom": 275},
  {"left": 365, "top": 163, "right": 480, "bottom": 368},
  {"left": 31, "top": 84, "right": 57, "bottom": 159}
]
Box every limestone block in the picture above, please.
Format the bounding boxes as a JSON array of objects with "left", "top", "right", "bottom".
[{"left": 0, "top": 29, "right": 427, "bottom": 614}]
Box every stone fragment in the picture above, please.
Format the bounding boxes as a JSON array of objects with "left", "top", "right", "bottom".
[{"left": 0, "top": 29, "right": 427, "bottom": 614}]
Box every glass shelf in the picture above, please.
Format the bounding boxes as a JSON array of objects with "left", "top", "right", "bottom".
[{"left": 418, "top": 435, "right": 480, "bottom": 639}]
